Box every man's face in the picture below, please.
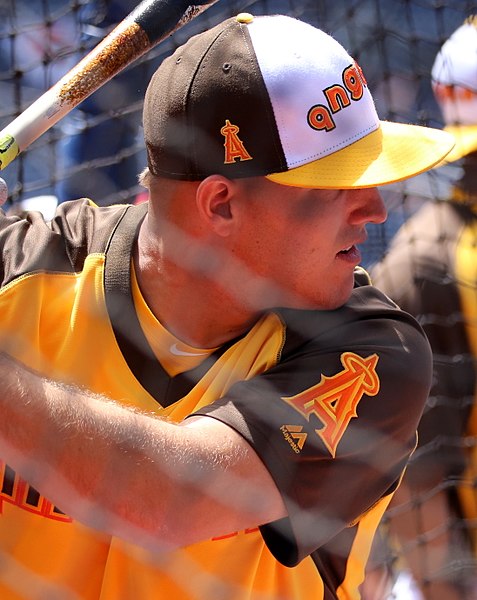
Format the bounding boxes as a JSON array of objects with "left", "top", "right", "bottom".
[{"left": 230, "top": 178, "right": 387, "bottom": 311}]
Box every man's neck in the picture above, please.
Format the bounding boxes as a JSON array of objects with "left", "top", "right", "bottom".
[{"left": 133, "top": 224, "right": 261, "bottom": 349}]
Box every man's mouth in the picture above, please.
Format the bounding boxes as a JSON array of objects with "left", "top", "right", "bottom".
[
  {"left": 336, "top": 244, "right": 361, "bottom": 263},
  {"left": 338, "top": 245, "right": 353, "bottom": 254}
]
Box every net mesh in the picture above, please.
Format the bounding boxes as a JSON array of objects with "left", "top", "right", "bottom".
[
  {"left": 1, "top": 1, "right": 477, "bottom": 599},
  {"left": 0, "top": 0, "right": 471, "bottom": 229}
]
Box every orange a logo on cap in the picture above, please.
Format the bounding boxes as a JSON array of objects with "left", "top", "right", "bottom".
[
  {"left": 282, "top": 352, "right": 380, "bottom": 457},
  {"left": 221, "top": 119, "right": 253, "bottom": 164}
]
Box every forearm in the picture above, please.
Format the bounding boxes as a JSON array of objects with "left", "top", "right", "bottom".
[
  {"left": 0, "top": 354, "right": 285, "bottom": 551},
  {"left": 0, "top": 353, "right": 165, "bottom": 546}
]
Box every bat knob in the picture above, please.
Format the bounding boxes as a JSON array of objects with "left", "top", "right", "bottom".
[{"left": 0, "top": 178, "right": 8, "bottom": 206}]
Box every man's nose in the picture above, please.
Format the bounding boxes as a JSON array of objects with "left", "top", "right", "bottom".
[{"left": 348, "top": 187, "right": 387, "bottom": 225}]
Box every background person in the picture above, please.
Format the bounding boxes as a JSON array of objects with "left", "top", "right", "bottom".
[{"left": 369, "top": 16, "right": 477, "bottom": 599}]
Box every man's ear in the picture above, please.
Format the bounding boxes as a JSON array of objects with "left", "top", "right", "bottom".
[{"left": 195, "top": 175, "right": 237, "bottom": 236}]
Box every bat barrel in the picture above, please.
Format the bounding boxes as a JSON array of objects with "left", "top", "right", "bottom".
[{"left": 132, "top": 0, "right": 218, "bottom": 42}]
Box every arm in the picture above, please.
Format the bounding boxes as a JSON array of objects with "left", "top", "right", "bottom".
[{"left": 0, "top": 353, "right": 286, "bottom": 552}]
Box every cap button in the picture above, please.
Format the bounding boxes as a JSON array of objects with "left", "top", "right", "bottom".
[{"left": 236, "top": 13, "right": 254, "bottom": 24}]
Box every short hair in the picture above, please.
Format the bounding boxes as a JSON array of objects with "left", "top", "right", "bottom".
[{"left": 138, "top": 167, "right": 153, "bottom": 189}]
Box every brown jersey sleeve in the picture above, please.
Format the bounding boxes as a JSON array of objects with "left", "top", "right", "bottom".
[{"left": 193, "top": 284, "right": 432, "bottom": 565}]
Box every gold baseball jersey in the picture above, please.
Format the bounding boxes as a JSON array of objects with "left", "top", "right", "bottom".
[{"left": 0, "top": 200, "right": 432, "bottom": 599}]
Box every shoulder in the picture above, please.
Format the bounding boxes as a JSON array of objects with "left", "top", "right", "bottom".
[
  {"left": 50, "top": 199, "right": 136, "bottom": 248},
  {"left": 276, "top": 272, "right": 423, "bottom": 350},
  {"left": 274, "top": 274, "right": 432, "bottom": 393},
  {"left": 0, "top": 200, "right": 145, "bottom": 284}
]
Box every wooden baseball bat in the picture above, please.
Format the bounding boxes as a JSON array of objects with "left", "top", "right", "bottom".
[{"left": 0, "top": 0, "right": 220, "bottom": 171}]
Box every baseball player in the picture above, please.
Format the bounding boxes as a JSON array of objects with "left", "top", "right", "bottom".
[
  {"left": 0, "top": 13, "right": 454, "bottom": 600},
  {"left": 370, "top": 16, "right": 477, "bottom": 600}
]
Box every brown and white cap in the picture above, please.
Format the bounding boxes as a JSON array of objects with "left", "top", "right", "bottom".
[{"left": 144, "top": 13, "right": 454, "bottom": 188}]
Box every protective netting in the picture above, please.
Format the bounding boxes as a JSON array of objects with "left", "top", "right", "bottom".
[
  {"left": 0, "top": 0, "right": 472, "bottom": 239},
  {"left": 1, "top": 1, "right": 477, "bottom": 599}
]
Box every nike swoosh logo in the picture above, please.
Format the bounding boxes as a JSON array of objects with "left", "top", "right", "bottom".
[{"left": 169, "top": 343, "right": 209, "bottom": 357}]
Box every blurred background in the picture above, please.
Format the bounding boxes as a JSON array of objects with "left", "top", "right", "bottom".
[
  {"left": 0, "top": 0, "right": 474, "bottom": 266},
  {"left": 1, "top": 3, "right": 477, "bottom": 598}
]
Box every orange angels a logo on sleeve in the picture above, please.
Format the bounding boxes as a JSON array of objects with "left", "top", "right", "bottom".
[
  {"left": 282, "top": 352, "right": 380, "bottom": 457},
  {"left": 221, "top": 119, "right": 253, "bottom": 164}
]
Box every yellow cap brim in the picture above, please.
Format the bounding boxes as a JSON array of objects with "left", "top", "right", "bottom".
[
  {"left": 440, "top": 124, "right": 477, "bottom": 163},
  {"left": 266, "top": 121, "right": 455, "bottom": 189}
]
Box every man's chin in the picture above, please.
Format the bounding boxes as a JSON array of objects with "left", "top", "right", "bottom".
[
  {"left": 304, "top": 282, "right": 356, "bottom": 311},
  {"left": 249, "top": 278, "right": 355, "bottom": 312}
]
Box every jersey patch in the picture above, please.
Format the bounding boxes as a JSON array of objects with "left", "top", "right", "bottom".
[
  {"left": 282, "top": 352, "right": 380, "bottom": 457},
  {"left": 0, "top": 462, "right": 71, "bottom": 522}
]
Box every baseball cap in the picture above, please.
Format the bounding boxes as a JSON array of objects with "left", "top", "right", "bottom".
[
  {"left": 432, "top": 16, "right": 477, "bottom": 163},
  {"left": 144, "top": 13, "right": 454, "bottom": 189}
]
